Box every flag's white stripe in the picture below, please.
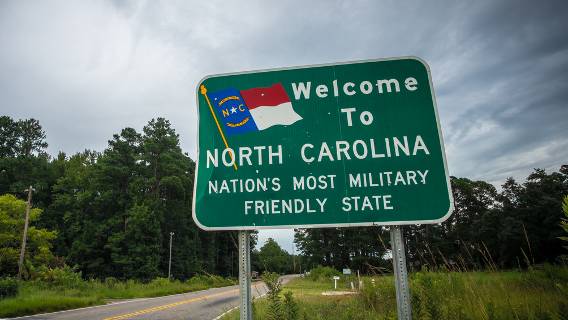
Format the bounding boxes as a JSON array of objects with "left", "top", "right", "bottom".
[{"left": 249, "top": 102, "right": 302, "bottom": 130}]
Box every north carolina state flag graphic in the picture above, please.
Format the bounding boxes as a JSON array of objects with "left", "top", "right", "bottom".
[
  {"left": 240, "top": 83, "right": 302, "bottom": 130},
  {"left": 207, "top": 83, "right": 302, "bottom": 136}
]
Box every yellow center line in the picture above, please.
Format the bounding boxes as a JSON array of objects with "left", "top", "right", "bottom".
[{"left": 102, "top": 288, "right": 239, "bottom": 320}]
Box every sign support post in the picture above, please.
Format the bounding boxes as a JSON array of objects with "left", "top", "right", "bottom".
[
  {"left": 390, "top": 225, "right": 412, "bottom": 320},
  {"left": 238, "top": 230, "right": 252, "bottom": 320}
]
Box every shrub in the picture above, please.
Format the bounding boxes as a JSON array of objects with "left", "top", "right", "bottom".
[
  {"left": 282, "top": 291, "right": 299, "bottom": 320},
  {"left": 358, "top": 277, "right": 396, "bottom": 313},
  {"left": 33, "top": 265, "right": 83, "bottom": 288},
  {"left": 186, "top": 274, "right": 233, "bottom": 290},
  {"left": 104, "top": 277, "right": 119, "bottom": 288},
  {"left": 412, "top": 272, "right": 442, "bottom": 320},
  {"left": 149, "top": 277, "right": 171, "bottom": 287},
  {"left": 204, "top": 274, "right": 230, "bottom": 286},
  {"left": 0, "top": 277, "right": 18, "bottom": 299},
  {"left": 307, "top": 266, "right": 340, "bottom": 281},
  {"left": 262, "top": 272, "right": 283, "bottom": 320}
]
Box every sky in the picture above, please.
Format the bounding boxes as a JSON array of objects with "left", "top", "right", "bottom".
[{"left": 1, "top": 0, "right": 567, "bottom": 253}]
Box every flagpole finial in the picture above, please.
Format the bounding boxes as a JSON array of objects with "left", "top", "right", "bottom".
[{"left": 200, "top": 84, "right": 207, "bottom": 95}]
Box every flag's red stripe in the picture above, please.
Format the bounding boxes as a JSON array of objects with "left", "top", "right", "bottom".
[{"left": 240, "top": 83, "right": 290, "bottom": 109}]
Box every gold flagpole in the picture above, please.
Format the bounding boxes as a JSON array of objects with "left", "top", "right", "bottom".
[{"left": 200, "top": 84, "right": 238, "bottom": 171}]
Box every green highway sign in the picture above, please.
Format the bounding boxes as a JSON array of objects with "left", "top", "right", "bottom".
[{"left": 193, "top": 57, "right": 453, "bottom": 230}]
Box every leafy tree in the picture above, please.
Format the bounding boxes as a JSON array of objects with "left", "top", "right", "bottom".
[
  {"left": 258, "top": 238, "right": 290, "bottom": 274},
  {"left": 0, "top": 116, "right": 18, "bottom": 158},
  {"left": 139, "top": 118, "right": 203, "bottom": 279},
  {"left": 405, "top": 167, "right": 568, "bottom": 270},
  {"left": 408, "top": 177, "right": 500, "bottom": 269},
  {"left": 0, "top": 117, "right": 54, "bottom": 217},
  {"left": 120, "top": 204, "right": 161, "bottom": 280},
  {"left": 0, "top": 194, "right": 56, "bottom": 278},
  {"left": 95, "top": 128, "right": 144, "bottom": 278},
  {"left": 499, "top": 168, "right": 568, "bottom": 266},
  {"left": 15, "top": 119, "right": 48, "bottom": 157},
  {"left": 294, "top": 226, "right": 389, "bottom": 273}
]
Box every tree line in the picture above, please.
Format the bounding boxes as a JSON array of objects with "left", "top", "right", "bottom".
[
  {"left": 1, "top": 115, "right": 567, "bottom": 280},
  {"left": 294, "top": 166, "right": 568, "bottom": 272},
  {"left": 0, "top": 116, "right": 254, "bottom": 280}
]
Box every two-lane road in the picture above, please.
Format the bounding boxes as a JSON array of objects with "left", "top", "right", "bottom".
[{"left": 7, "top": 275, "right": 298, "bottom": 320}]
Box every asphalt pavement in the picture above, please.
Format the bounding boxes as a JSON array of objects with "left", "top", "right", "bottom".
[{"left": 5, "top": 275, "right": 298, "bottom": 320}]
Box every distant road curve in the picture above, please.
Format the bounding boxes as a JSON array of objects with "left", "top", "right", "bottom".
[{"left": 5, "top": 275, "right": 299, "bottom": 320}]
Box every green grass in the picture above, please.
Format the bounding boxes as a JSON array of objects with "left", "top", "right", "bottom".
[
  {"left": 88, "top": 275, "right": 235, "bottom": 299},
  {"left": 222, "top": 266, "right": 568, "bottom": 320},
  {"left": 0, "top": 285, "right": 102, "bottom": 318},
  {"left": 0, "top": 275, "right": 236, "bottom": 318}
]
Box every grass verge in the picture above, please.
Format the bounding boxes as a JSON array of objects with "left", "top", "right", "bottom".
[
  {"left": 0, "top": 275, "right": 236, "bottom": 318},
  {"left": 222, "top": 266, "right": 568, "bottom": 320}
]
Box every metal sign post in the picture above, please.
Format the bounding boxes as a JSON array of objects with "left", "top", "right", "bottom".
[
  {"left": 391, "top": 225, "right": 412, "bottom": 320},
  {"left": 238, "top": 230, "right": 252, "bottom": 320}
]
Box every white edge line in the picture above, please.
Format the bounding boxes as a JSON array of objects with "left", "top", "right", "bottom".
[
  {"left": 211, "top": 293, "right": 267, "bottom": 320},
  {"left": 211, "top": 305, "right": 239, "bottom": 320},
  {"left": 210, "top": 275, "right": 293, "bottom": 320},
  {"left": 192, "top": 56, "right": 454, "bottom": 231},
  {"left": 4, "top": 285, "right": 238, "bottom": 320}
]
